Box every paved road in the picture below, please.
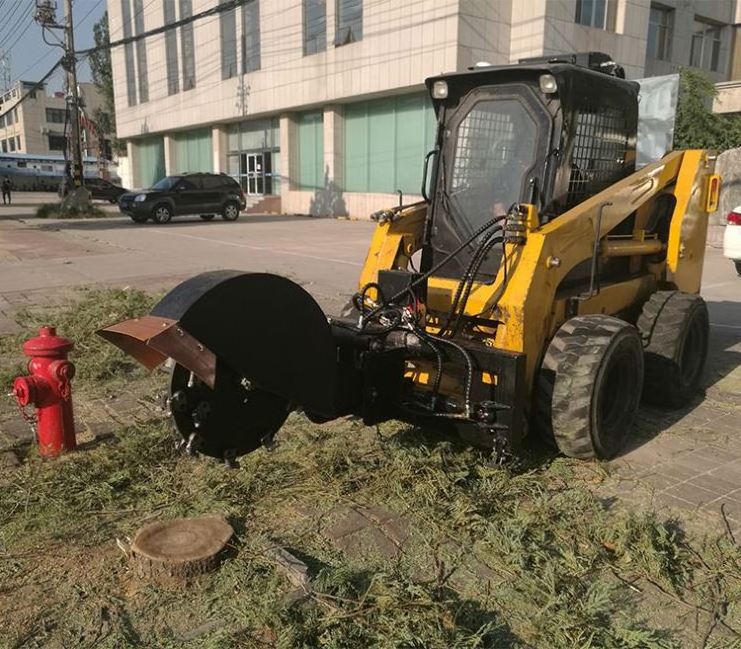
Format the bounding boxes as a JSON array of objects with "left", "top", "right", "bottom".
[
  {"left": 0, "top": 193, "right": 375, "bottom": 331},
  {"left": 0, "top": 192, "right": 739, "bottom": 533}
]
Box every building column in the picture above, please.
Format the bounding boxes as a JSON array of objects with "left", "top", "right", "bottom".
[
  {"left": 323, "top": 105, "right": 344, "bottom": 191},
  {"left": 212, "top": 125, "right": 227, "bottom": 173},
  {"left": 163, "top": 134, "right": 176, "bottom": 175},
  {"left": 125, "top": 140, "right": 136, "bottom": 188},
  {"left": 280, "top": 113, "right": 298, "bottom": 195}
]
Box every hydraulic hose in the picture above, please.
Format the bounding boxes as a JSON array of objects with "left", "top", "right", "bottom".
[
  {"left": 439, "top": 227, "right": 504, "bottom": 336},
  {"left": 361, "top": 214, "right": 507, "bottom": 326},
  {"left": 450, "top": 235, "right": 505, "bottom": 336}
]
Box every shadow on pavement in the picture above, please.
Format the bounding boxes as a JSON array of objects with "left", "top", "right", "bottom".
[{"left": 618, "top": 299, "right": 741, "bottom": 456}]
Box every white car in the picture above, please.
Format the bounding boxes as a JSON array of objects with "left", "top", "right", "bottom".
[{"left": 724, "top": 206, "right": 741, "bottom": 276}]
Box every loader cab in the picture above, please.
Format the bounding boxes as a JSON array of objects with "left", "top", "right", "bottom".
[{"left": 424, "top": 55, "right": 638, "bottom": 279}]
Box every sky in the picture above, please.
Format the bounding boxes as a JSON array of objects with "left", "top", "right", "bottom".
[{"left": 1, "top": 0, "right": 110, "bottom": 91}]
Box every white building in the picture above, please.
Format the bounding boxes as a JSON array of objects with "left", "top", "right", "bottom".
[{"left": 108, "top": 0, "right": 739, "bottom": 217}]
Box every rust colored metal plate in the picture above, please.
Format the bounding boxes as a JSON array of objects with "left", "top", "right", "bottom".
[{"left": 97, "top": 315, "right": 217, "bottom": 387}]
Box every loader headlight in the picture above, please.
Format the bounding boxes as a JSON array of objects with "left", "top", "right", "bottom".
[
  {"left": 432, "top": 80, "right": 448, "bottom": 99},
  {"left": 134, "top": 194, "right": 147, "bottom": 202},
  {"left": 539, "top": 74, "right": 558, "bottom": 94}
]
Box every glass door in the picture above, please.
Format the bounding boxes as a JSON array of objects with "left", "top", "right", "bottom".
[{"left": 246, "top": 153, "right": 264, "bottom": 195}]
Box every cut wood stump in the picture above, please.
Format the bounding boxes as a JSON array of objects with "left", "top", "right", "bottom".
[{"left": 130, "top": 515, "right": 233, "bottom": 586}]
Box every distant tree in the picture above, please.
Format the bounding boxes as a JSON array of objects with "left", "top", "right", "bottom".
[
  {"left": 674, "top": 67, "right": 741, "bottom": 150},
  {"left": 88, "top": 11, "right": 119, "bottom": 151}
]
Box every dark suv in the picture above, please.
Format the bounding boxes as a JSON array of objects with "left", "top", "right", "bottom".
[{"left": 119, "top": 173, "right": 247, "bottom": 224}]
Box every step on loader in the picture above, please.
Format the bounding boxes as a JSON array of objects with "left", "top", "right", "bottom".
[{"left": 99, "top": 53, "right": 720, "bottom": 464}]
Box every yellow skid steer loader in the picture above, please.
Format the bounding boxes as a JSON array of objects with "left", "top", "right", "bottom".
[{"left": 100, "top": 53, "right": 719, "bottom": 464}]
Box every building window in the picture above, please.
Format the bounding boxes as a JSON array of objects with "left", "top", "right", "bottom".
[
  {"left": 48, "top": 134, "right": 67, "bottom": 151},
  {"left": 690, "top": 18, "right": 722, "bottom": 72},
  {"left": 180, "top": 0, "right": 196, "bottom": 90},
  {"left": 164, "top": 0, "right": 179, "bottom": 95},
  {"left": 8, "top": 137, "right": 15, "bottom": 152},
  {"left": 335, "top": 0, "right": 362, "bottom": 45},
  {"left": 297, "top": 111, "right": 324, "bottom": 190},
  {"left": 220, "top": 0, "right": 238, "bottom": 79},
  {"left": 647, "top": 4, "right": 673, "bottom": 61},
  {"left": 344, "top": 94, "right": 437, "bottom": 194},
  {"left": 132, "top": 0, "right": 149, "bottom": 103},
  {"left": 132, "top": 136, "right": 166, "bottom": 187},
  {"left": 0, "top": 140, "right": 6, "bottom": 153},
  {"left": 15, "top": 136, "right": 21, "bottom": 150},
  {"left": 45, "top": 108, "right": 66, "bottom": 123},
  {"left": 171, "top": 128, "right": 213, "bottom": 174},
  {"left": 575, "top": 0, "right": 608, "bottom": 29},
  {"left": 242, "top": 1, "right": 261, "bottom": 73},
  {"left": 120, "top": 0, "right": 137, "bottom": 106},
  {"left": 304, "top": 0, "right": 326, "bottom": 55}
]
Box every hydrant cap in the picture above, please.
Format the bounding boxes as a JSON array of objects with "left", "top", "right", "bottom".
[{"left": 22, "top": 326, "right": 74, "bottom": 357}]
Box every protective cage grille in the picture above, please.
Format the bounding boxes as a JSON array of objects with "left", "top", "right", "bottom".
[
  {"left": 451, "top": 106, "right": 516, "bottom": 192},
  {"left": 567, "top": 105, "right": 630, "bottom": 208}
]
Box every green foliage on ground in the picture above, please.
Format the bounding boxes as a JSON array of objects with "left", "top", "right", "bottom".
[
  {"left": 674, "top": 68, "right": 741, "bottom": 150},
  {"left": 35, "top": 203, "right": 110, "bottom": 220},
  {"left": 1, "top": 418, "right": 739, "bottom": 648},
  {"left": 0, "top": 287, "right": 156, "bottom": 390},
  {"left": 0, "top": 291, "right": 739, "bottom": 648}
]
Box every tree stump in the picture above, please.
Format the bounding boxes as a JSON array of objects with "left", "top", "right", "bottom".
[{"left": 130, "top": 515, "right": 233, "bottom": 586}]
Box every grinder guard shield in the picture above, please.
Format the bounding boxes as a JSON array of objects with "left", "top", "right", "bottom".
[{"left": 98, "top": 271, "right": 339, "bottom": 418}]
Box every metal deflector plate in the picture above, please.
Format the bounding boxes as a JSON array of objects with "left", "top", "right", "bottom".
[{"left": 98, "top": 315, "right": 218, "bottom": 388}]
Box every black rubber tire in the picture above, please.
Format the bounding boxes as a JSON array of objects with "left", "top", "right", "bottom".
[
  {"left": 130, "top": 214, "right": 148, "bottom": 223},
  {"left": 200, "top": 214, "right": 215, "bottom": 221},
  {"left": 152, "top": 204, "right": 173, "bottom": 224},
  {"left": 536, "top": 315, "right": 644, "bottom": 459},
  {"left": 222, "top": 201, "right": 240, "bottom": 221},
  {"left": 637, "top": 291, "right": 709, "bottom": 408},
  {"left": 735, "top": 260, "right": 741, "bottom": 276}
]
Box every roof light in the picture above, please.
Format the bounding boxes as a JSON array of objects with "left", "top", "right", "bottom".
[
  {"left": 539, "top": 74, "right": 558, "bottom": 94},
  {"left": 432, "top": 80, "right": 448, "bottom": 99},
  {"left": 727, "top": 211, "right": 741, "bottom": 225}
]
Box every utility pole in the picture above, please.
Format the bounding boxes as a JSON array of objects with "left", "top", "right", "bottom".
[
  {"left": 63, "top": 0, "right": 84, "bottom": 191},
  {"left": 34, "top": 0, "right": 88, "bottom": 207}
]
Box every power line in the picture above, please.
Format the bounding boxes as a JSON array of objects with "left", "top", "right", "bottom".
[
  {"left": 0, "top": 1, "right": 33, "bottom": 50},
  {"left": 0, "top": 0, "right": 28, "bottom": 43},
  {"left": 78, "top": 0, "right": 106, "bottom": 28},
  {"left": 78, "top": 0, "right": 254, "bottom": 55},
  {"left": 1, "top": 17, "right": 35, "bottom": 56}
]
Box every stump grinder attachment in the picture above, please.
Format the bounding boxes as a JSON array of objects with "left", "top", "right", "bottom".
[
  {"left": 99, "top": 271, "right": 339, "bottom": 460},
  {"left": 99, "top": 52, "right": 718, "bottom": 463}
]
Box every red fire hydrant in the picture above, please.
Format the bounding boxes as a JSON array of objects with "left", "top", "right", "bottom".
[{"left": 12, "top": 326, "right": 77, "bottom": 457}]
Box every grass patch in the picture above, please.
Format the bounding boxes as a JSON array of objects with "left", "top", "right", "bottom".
[
  {"left": 0, "top": 287, "right": 157, "bottom": 392},
  {"left": 35, "top": 203, "right": 109, "bottom": 219},
  {"left": 1, "top": 418, "right": 739, "bottom": 648},
  {"left": 0, "top": 291, "right": 739, "bottom": 648}
]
